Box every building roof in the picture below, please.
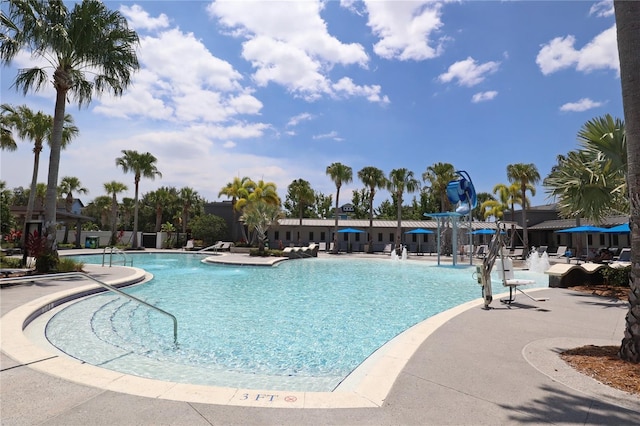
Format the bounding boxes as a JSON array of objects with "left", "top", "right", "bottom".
[
  {"left": 277, "top": 218, "right": 521, "bottom": 230},
  {"left": 528, "top": 215, "right": 628, "bottom": 231}
]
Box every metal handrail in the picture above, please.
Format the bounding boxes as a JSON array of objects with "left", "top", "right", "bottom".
[
  {"left": 0, "top": 272, "right": 178, "bottom": 345},
  {"left": 102, "top": 247, "right": 131, "bottom": 267}
]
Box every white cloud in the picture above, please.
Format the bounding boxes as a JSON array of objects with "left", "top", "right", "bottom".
[
  {"left": 206, "top": 0, "right": 389, "bottom": 104},
  {"left": 332, "top": 77, "right": 390, "bottom": 104},
  {"left": 589, "top": 0, "right": 614, "bottom": 18},
  {"left": 120, "top": 5, "right": 171, "bottom": 32},
  {"left": 536, "top": 25, "right": 618, "bottom": 75},
  {"left": 559, "top": 98, "right": 604, "bottom": 112},
  {"left": 312, "top": 131, "right": 342, "bottom": 141},
  {"left": 471, "top": 91, "right": 498, "bottom": 103},
  {"left": 93, "top": 26, "right": 265, "bottom": 127},
  {"left": 438, "top": 57, "right": 501, "bottom": 87},
  {"left": 287, "top": 113, "right": 315, "bottom": 127},
  {"left": 363, "top": 0, "right": 445, "bottom": 61}
]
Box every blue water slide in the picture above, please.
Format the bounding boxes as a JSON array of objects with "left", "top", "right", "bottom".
[{"left": 446, "top": 170, "right": 477, "bottom": 215}]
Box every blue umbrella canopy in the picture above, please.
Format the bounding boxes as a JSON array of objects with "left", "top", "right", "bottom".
[
  {"left": 470, "top": 229, "right": 503, "bottom": 235},
  {"left": 405, "top": 228, "right": 434, "bottom": 234},
  {"left": 555, "top": 225, "right": 609, "bottom": 233},
  {"left": 337, "top": 227, "right": 365, "bottom": 233},
  {"left": 602, "top": 223, "right": 630, "bottom": 233}
]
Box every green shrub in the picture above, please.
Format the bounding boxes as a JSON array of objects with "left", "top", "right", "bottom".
[
  {"left": 57, "top": 257, "right": 84, "bottom": 273},
  {"left": 249, "top": 248, "right": 282, "bottom": 257},
  {"left": 36, "top": 252, "right": 58, "bottom": 273},
  {"left": 602, "top": 266, "right": 631, "bottom": 287},
  {"left": 0, "top": 255, "right": 22, "bottom": 268}
]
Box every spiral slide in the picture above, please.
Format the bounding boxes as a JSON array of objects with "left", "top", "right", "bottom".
[{"left": 446, "top": 170, "right": 477, "bottom": 215}]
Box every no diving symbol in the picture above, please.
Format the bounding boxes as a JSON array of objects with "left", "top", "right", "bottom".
[{"left": 284, "top": 395, "right": 297, "bottom": 403}]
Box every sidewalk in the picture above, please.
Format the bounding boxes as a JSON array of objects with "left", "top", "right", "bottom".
[{"left": 1, "top": 252, "right": 639, "bottom": 425}]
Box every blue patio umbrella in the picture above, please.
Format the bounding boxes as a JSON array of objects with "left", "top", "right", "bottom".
[
  {"left": 555, "top": 225, "right": 609, "bottom": 255},
  {"left": 470, "top": 229, "right": 504, "bottom": 235},
  {"left": 337, "top": 228, "right": 365, "bottom": 233},
  {"left": 337, "top": 228, "right": 364, "bottom": 252},
  {"left": 405, "top": 228, "right": 434, "bottom": 234},
  {"left": 602, "top": 223, "right": 630, "bottom": 233},
  {"left": 405, "top": 228, "right": 434, "bottom": 253}
]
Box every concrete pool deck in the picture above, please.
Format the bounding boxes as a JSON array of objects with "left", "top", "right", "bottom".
[{"left": 1, "top": 250, "right": 639, "bottom": 425}]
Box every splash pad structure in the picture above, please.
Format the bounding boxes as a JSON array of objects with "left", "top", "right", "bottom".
[{"left": 424, "top": 170, "right": 478, "bottom": 266}]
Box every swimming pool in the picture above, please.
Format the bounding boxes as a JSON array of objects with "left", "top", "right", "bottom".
[{"left": 46, "top": 253, "right": 547, "bottom": 391}]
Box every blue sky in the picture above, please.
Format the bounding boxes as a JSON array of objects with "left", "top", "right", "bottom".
[{"left": 1, "top": 0, "right": 623, "bottom": 211}]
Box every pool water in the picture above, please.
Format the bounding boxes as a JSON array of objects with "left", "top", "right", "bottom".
[{"left": 46, "top": 254, "right": 547, "bottom": 391}]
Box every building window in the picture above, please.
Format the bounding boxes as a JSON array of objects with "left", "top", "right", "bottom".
[
  {"left": 309, "top": 231, "right": 314, "bottom": 241},
  {"left": 378, "top": 233, "right": 383, "bottom": 242},
  {"left": 320, "top": 231, "right": 325, "bottom": 241},
  {"left": 286, "top": 231, "right": 291, "bottom": 241},
  {"left": 343, "top": 233, "right": 348, "bottom": 241},
  {"left": 355, "top": 233, "right": 360, "bottom": 242},
  {"left": 274, "top": 231, "right": 279, "bottom": 241},
  {"left": 390, "top": 233, "right": 394, "bottom": 243}
]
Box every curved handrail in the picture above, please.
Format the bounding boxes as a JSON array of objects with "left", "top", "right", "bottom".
[
  {"left": 0, "top": 272, "right": 177, "bottom": 345},
  {"left": 102, "top": 247, "right": 131, "bottom": 267}
]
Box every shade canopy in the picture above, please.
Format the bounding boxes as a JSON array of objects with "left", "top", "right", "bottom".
[
  {"left": 470, "top": 229, "right": 504, "bottom": 235},
  {"left": 405, "top": 228, "right": 434, "bottom": 234},
  {"left": 555, "top": 225, "right": 609, "bottom": 233},
  {"left": 602, "top": 223, "right": 630, "bottom": 233},
  {"left": 337, "top": 227, "right": 365, "bottom": 233}
]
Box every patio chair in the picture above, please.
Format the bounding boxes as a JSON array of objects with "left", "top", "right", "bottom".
[
  {"left": 510, "top": 248, "right": 524, "bottom": 260},
  {"left": 183, "top": 239, "right": 195, "bottom": 251},
  {"left": 383, "top": 244, "right": 392, "bottom": 255},
  {"left": 610, "top": 248, "right": 631, "bottom": 268},
  {"left": 496, "top": 256, "right": 547, "bottom": 304},
  {"left": 548, "top": 245, "right": 567, "bottom": 258}
]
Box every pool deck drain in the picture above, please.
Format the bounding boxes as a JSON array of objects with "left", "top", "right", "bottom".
[{"left": 2, "top": 249, "right": 639, "bottom": 424}]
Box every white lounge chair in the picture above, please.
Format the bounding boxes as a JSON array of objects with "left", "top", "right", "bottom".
[
  {"left": 548, "top": 245, "right": 567, "bottom": 258},
  {"left": 610, "top": 248, "right": 631, "bottom": 268},
  {"left": 496, "top": 256, "right": 547, "bottom": 304},
  {"left": 183, "top": 239, "right": 195, "bottom": 250}
]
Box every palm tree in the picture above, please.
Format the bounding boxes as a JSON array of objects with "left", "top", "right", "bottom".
[
  {"left": 422, "top": 162, "right": 456, "bottom": 212},
  {"left": 240, "top": 200, "right": 283, "bottom": 251},
  {"left": 58, "top": 176, "right": 88, "bottom": 244},
  {"left": 1, "top": 104, "right": 18, "bottom": 151},
  {"left": 326, "top": 162, "right": 353, "bottom": 253},
  {"left": 1, "top": 0, "right": 139, "bottom": 259},
  {"left": 507, "top": 163, "right": 540, "bottom": 257},
  {"left": 387, "top": 168, "right": 420, "bottom": 250},
  {"left": 2, "top": 105, "right": 78, "bottom": 235},
  {"left": 358, "top": 166, "right": 387, "bottom": 252},
  {"left": 614, "top": 0, "right": 640, "bottom": 363},
  {"left": 544, "top": 117, "right": 628, "bottom": 222},
  {"left": 178, "top": 187, "right": 200, "bottom": 234},
  {"left": 248, "top": 179, "right": 280, "bottom": 206},
  {"left": 115, "top": 150, "right": 162, "bottom": 248},
  {"left": 286, "top": 179, "right": 315, "bottom": 242},
  {"left": 219, "top": 176, "right": 254, "bottom": 242},
  {"left": 148, "top": 186, "right": 176, "bottom": 232},
  {"left": 104, "top": 181, "right": 128, "bottom": 246}
]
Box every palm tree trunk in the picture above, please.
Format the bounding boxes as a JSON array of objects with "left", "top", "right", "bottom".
[
  {"left": 333, "top": 187, "right": 340, "bottom": 253},
  {"left": 521, "top": 185, "right": 529, "bottom": 258},
  {"left": 110, "top": 195, "right": 118, "bottom": 246},
  {"left": 615, "top": 0, "right": 640, "bottom": 363},
  {"left": 44, "top": 88, "right": 67, "bottom": 258},
  {"left": 132, "top": 181, "right": 140, "bottom": 248},
  {"left": 21, "top": 147, "right": 41, "bottom": 248},
  {"left": 368, "top": 191, "right": 374, "bottom": 253}
]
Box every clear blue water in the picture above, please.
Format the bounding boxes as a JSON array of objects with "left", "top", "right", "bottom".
[{"left": 45, "top": 253, "right": 547, "bottom": 391}]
